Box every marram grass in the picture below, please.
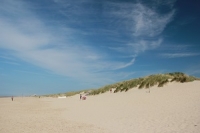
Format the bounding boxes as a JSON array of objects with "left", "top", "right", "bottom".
[
  {"left": 44, "top": 72, "right": 199, "bottom": 97},
  {"left": 89, "top": 72, "right": 199, "bottom": 95}
]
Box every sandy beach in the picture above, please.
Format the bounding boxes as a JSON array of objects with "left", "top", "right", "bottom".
[{"left": 1, "top": 81, "right": 200, "bottom": 133}]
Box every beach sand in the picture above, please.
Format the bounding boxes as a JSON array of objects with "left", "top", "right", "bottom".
[{"left": 1, "top": 81, "right": 200, "bottom": 133}]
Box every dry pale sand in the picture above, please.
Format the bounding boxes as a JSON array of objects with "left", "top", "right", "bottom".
[{"left": 1, "top": 81, "right": 200, "bottom": 133}]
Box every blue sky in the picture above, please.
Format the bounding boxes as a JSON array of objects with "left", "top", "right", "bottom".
[{"left": 0, "top": 0, "right": 200, "bottom": 96}]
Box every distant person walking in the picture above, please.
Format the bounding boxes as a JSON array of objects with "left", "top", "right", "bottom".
[
  {"left": 80, "top": 94, "right": 82, "bottom": 100},
  {"left": 11, "top": 96, "right": 13, "bottom": 101}
]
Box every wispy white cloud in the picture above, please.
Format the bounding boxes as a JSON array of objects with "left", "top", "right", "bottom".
[
  {"left": 104, "top": 1, "right": 175, "bottom": 55},
  {"left": 13, "top": 69, "right": 53, "bottom": 76},
  {"left": 109, "top": 38, "right": 163, "bottom": 55},
  {"left": 0, "top": 55, "right": 16, "bottom": 61},
  {"left": 142, "top": 0, "right": 177, "bottom": 9},
  {"left": 105, "top": 2, "right": 175, "bottom": 36},
  {"left": 0, "top": 61, "right": 20, "bottom": 66},
  {"left": 160, "top": 44, "right": 192, "bottom": 51},
  {"left": 127, "top": 38, "right": 163, "bottom": 54},
  {"left": 130, "top": 3, "right": 175, "bottom": 37},
  {"left": 112, "top": 58, "right": 135, "bottom": 70},
  {"left": 161, "top": 53, "right": 200, "bottom": 58}
]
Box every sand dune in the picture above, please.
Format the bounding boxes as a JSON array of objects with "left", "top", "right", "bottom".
[{"left": 0, "top": 81, "right": 200, "bottom": 133}]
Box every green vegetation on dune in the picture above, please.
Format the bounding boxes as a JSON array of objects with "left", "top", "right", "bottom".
[
  {"left": 44, "top": 72, "right": 199, "bottom": 97},
  {"left": 89, "top": 72, "right": 199, "bottom": 95}
]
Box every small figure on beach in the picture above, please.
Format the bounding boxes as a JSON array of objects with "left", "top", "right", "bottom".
[
  {"left": 82, "top": 96, "right": 86, "bottom": 100},
  {"left": 11, "top": 96, "right": 13, "bottom": 101},
  {"left": 110, "top": 89, "right": 112, "bottom": 93},
  {"left": 80, "top": 94, "right": 82, "bottom": 100}
]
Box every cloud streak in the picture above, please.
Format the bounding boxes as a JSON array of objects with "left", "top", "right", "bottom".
[{"left": 161, "top": 53, "right": 200, "bottom": 58}]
